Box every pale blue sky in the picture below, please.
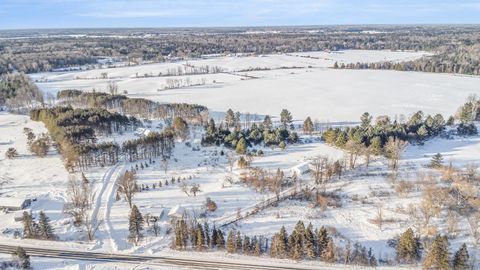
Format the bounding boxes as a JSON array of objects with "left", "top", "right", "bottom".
[{"left": 1, "top": 0, "right": 480, "bottom": 29}]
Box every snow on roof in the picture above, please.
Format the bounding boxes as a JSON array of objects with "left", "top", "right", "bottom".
[
  {"left": 0, "top": 197, "right": 29, "bottom": 208},
  {"left": 168, "top": 205, "right": 185, "bottom": 218}
]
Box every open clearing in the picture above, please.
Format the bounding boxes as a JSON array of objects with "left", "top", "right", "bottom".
[{"left": 30, "top": 50, "right": 479, "bottom": 122}]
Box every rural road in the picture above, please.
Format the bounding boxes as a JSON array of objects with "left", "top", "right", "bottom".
[{"left": 0, "top": 244, "right": 332, "bottom": 270}]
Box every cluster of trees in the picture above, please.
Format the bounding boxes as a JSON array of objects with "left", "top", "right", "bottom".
[
  {"left": 30, "top": 106, "right": 138, "bottom": 170},
  {"left": 163, "top": 77, "right": 207, "bottom": 90},
  {"left": 171, "top": 219, "right": 378, "bottom": 266},
  {"left": 239, "top": 168, "right": 289, "bottom": 199},
  {"left": 395, "top": 228, "right": 470, "bottom": 270},
  {"left": 0, "top": 73, "right": 43, "bottom": 111},
  {"left": 455, "top": 96, "right": 479, "bottom": 136},
  {"left": 202, "top": 109, "right": 299, "bottom": 153},
  {"left": 22, "top": 211, "right": 56, "bottom": 241},
  {"left": 162, "top": 64, "right": 224, "bottom": 77},
  {"left": 56, "top": 90, "right": 209, "bottom": 124},
  {"left": 322, "top": 111, "right": 447, "bottom": 166},
  {"left": 24, "top": 128, "right": 50, "bottom": 157},
  {"left": 122, "top": 131, "right": 175, "bottom": 162}
]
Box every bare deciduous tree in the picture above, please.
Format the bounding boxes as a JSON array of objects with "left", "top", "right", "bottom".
[{"left": 117, "top": 171, "right": 137, "bottom": 208}]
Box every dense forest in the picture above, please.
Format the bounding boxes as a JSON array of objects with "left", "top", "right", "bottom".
[
  {"left": 2, "top": 26, "right": 480, "bottom": 76},
  {"left": 0, "top": 73, "right": 43, "bottom": 111},
  {"left": 56, "top": 89, "right": 209, "bottom": 124},
  {"left": 30, "top": 106, "right": 174, "bottom": 171}
]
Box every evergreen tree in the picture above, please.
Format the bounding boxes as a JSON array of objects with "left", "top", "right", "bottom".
[
  {"left": 243, "top": 236, "right": 251, "bottom": 255},
  {"left": 225, "top": 109, "right": 235, "bottom": 128},
  {"left": 323, "top": 239, "right": 336, "bottom": 263},
  {"left": 204, "top": 222, "right": 210, "bottom": 249},
  {"left": 210, "top": 226, "right": 218, "bottom": 248},
  {"left": 235, "top": 137, "right": 247, "bottom": 154},
  {"left": 22, "top": 212, "right": 35, "bottom": 239},
  {"left": 370, "top": 136, "right": 383, "bottom": 156},
  {"left": 304, "top": 223, "right": 317, "bottom": 259},
  {"left": 452, "top": 243, "right": 469, "bottom": 270},
  {"left": 196, "top": 224, "right": 205, "bottom": 251},
  {"left": 317, "top": 226, "right": 329, "bottom": 258},
  {"left": 430, "top": 153, "right": 444, "bottom": 168},
  {"left": 236, "top": 231, "right": 243, "bottom": 253},
  {"left": 280, "top": 109, "right": 293, "bottom": 129},
  {"left": 303, "top": 117, "right": 314, "bottom": 135},
  {"left": 217, "top": 229, "right": 225, "bottom": 249},
  {"left": 423, "top": 235, "right": 450, "bottom": 270},
  {"left": 396, "top": 228, "right": 421, "bottom": 263},
  {"left": 226, "top": 231, "right": 236, "bottom": 253},
  {"left": 263, "top": 115, "right": 273, "bottom": 130},
  {"left": 38, "top": 211, "right": 55, "bottom": 240},
  {"left": 128, "top": 205, "right": 144, "bottom": 245},
  {"left": 12, "top": 246, "right": 30, "bottom": 270}
]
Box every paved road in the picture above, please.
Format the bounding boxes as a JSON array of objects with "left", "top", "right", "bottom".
[{"left": 0, "top": 244, "right": 329, "bottom": 270}]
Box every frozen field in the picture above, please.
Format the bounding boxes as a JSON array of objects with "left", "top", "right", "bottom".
[{"left": 29, "top": 50, "right": 478, "bottom": 123}]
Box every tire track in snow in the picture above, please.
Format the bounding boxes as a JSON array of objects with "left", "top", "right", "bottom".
[{"left": 91, "top": 160, "right": 126, "bottom": 252}]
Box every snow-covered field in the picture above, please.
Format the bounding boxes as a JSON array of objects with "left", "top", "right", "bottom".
[
  {"left": 0, "top": 50, "right": 479, "bottom": 268},
  {"left": 29, "top": 50, "right": 478, "bottom": 123}
]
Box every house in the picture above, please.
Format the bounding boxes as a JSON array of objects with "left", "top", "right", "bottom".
[
  {"left": 0, "top": 197, "right": 32, "bottom": 211},
  {"left": 134, "top": 128, "right": 152, "bottom": 137},
  {"left": 168, "top": 205, "right": 185, "bottom": 220}
]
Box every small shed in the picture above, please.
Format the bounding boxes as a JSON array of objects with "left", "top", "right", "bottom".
[{"left": 168, "top": 205, "right": 185, "bottom": 220}]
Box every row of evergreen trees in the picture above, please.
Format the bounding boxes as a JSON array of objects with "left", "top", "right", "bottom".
[
  {"left": 202, "top": 110, "right": 299, "bottom": 153},
  {"left": 322, "top": 111, "right": 447, "bottom": 153},
  {"left": 396, "top": 228, "right": 470, "bottom": 270},
  {"left": 22, "top": 211, "right": 56, "bottom": 241}
]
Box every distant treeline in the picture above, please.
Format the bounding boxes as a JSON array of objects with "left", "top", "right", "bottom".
[
  {"left": 57, "top": 89, "right": 209, "bottom": 124},
  {"left": 2, "top": 25, "right": 480, "bottom": 75},
  {"left": 335, "top": 44, "right": 480, "bottom": 76}
]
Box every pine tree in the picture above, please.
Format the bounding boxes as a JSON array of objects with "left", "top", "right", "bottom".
[
  {"left": 253, "top": 236, "right": 261, "bottom": 256},
  {"left": 128, "top": 205, "right": 144, "bottom": 245},
  {"left": 217, "top": 229, "right": 225, "bottom": 249},
  {"left": 204, "top": 222, "right": 210, "bottom": 249},
  {"left": 317, "top": 226, "right": 329, "bottom": 258},
  {"left": 430, "top": 153, "right": 444, "bottom": 168},
  {"left": 452, "top": 243, "right": 469, "bottom": 270},
  {"left": 303, "top": 117, "right": 314, "bottom": 135},
  {"left": 22, "top": 212, "right": 35, "bottom": 239},
  {"left": 236, "top": 231, "right": 243, "bottom": 253},
  {"left": 288, "top": 230, "right": 303, "bottom": 260},
  {"left": 278, "top": 226, "right": 288, "bottom": 258},
  {"left": 243, "top": 236, "right": 251, "bottom": 255},
  {"left": 396, "top": 228, "right": 421, "bottom": 263},
  {"left": 263, "top": 115, "right": 273, "bottom": 130},
  {"left": 210, "top": 226, "right": 218, "bottom": 248},
  {"left": 235, "top": 137, "right": 247, "bottom": 154},
  {"left": 225, "top": 109, "right": 235, "bottom": 128},
  {"left": 304, "top": 223, "right": 317, "bottom": 259},
  {"left": 323, "top": 239, "right": 336, "bottom": 263},
  {"left": 38, "top": 211, "right": 55, "bottom": 240},
  {"left": 423, "top": 235, "right": 450, "bottom": 270},
  {"left": 226, "top": 231, "right": 236, "bottom": 253},
  {"left": 12, "top": 246, "right": 30, "bottom": 270},
  {"left": 196, "top": 224, "right": 205, "bottom": 251},
  {"left": 280, "top": 109, "right": 293, "bottom": 129}
]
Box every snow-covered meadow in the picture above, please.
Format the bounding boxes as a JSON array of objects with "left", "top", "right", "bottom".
[
  {"left": 0, "top": 49, "right": 479, "bottom": 268},
  {"left": 31, "top": 50, "right": 480, "bottom": 123}
]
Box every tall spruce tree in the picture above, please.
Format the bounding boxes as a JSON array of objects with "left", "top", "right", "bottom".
[
  {"left": 13, "top": 246, "right": 30, "bottom": 270},
  {"left": 396, "top": 228, "right": 421, "bottom": 263},
  {"left": 423, "top": 235, "right": 450, "bottom": 270},
  {"left": 226, "top": 231, "right": 236, "bottom": 253},
  {"left": 430, "top": 153, "right": 444, "bottom": 168},
  {"left": 303, "top": 117, "right": 314, "bottom": 135},
  {"left": 217, "top": 229, "right": 225, "bottom": 249},
  {"left": 280, "top": 109, "right": 293, "bottom": 129},
  {"left": 304, "top": 223, "right": 317, "bottom": 259},
  {"left": 128, "top": 205, "right": 144, "bottom": 245},
  {"left": 38, "top": 211, "right": 55, "bottom": 240},
  {"left": 22, "top": 212, "right": 35, "bottom": 239},
  {"left": 452, "top": 243, "right": 469, "bottom": 270}
]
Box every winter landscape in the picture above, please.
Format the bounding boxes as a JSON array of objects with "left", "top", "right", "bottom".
[{"left": 1, "top": 1, "right": 480, "bottom": 270}]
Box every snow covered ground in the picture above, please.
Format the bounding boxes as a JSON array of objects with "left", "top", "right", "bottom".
[{"left": 29, "top": 50, "right": 476, "bottom": 123}]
